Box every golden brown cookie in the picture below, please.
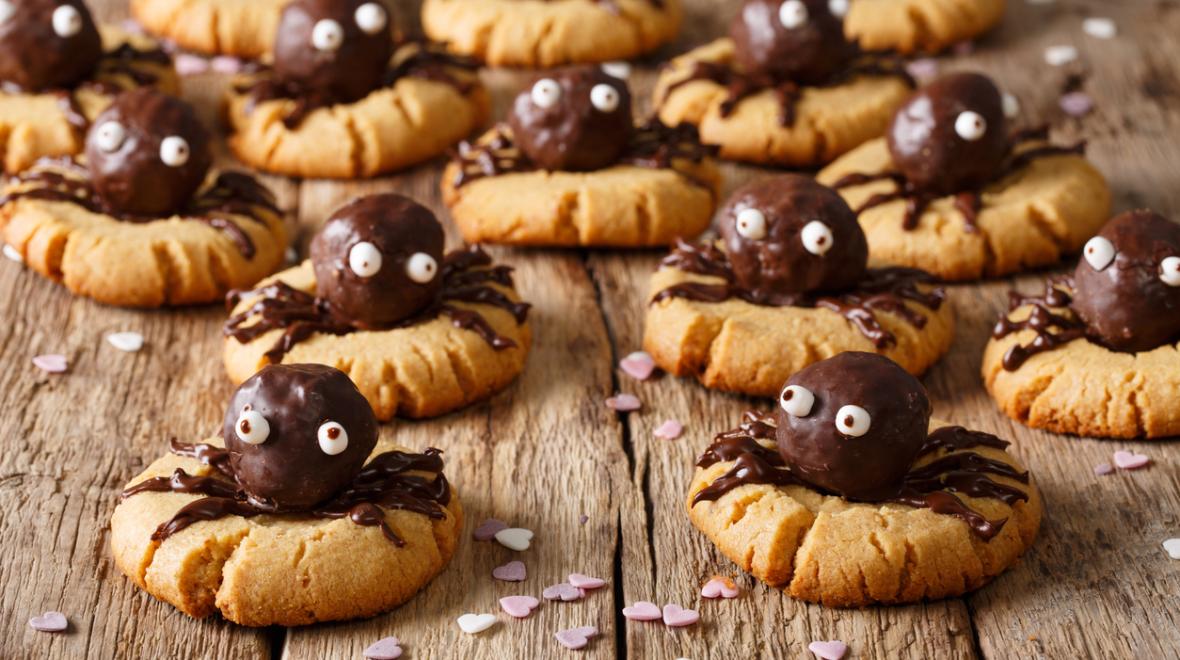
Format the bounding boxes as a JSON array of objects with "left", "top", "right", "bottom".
[
  {"left": 110, "top": 437, "right": 462, "bottom": 626},
  {"left": 224, "top": 258, "right": 531, "bottom": 420},
  {"left": 653, "top": 39, "right": 912, "bottom": 167},
  {"left": 129, "top": 0, "right": 288, "bottom": 58},
  {"left": 687, "top": 418, "right": 1042, "bottom": 606},
  {"left": 845, "top": 0, "right": 1006, "bottom": 54},
  {"left": 817, "top": 137, "right": 1111, "bottom": 281},
  {"left": 0, "top": 29, "right": 177, "bottom": 174},
  {"left": 420, "top": 0, "right": 681, "bottom": 68}
]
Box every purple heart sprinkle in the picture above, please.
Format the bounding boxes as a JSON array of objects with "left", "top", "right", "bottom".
[
  {"left": 473, "top": 518, "right": 508, "bottom": 541},
  {"left": 492, "top": 560, "right": 527, "bottom": 582}
]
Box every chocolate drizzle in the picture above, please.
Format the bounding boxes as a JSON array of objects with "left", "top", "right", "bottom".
[
  {"left": 992, "top": 276, "right": 1086, "bottom": 370},
  {"left": 652, "top": 240, "right": 944, "bottom": 348},
  {"left": 693, "top": 417, "right": 1030, "bottom": 540},
  {"left": 121, "top": 441, "right": 451, "bottom": 545},
  {"left": 224, "top": 246, "right": 530, "bottom": 362},
  {"left": 0, "top": 159, "right": 279, "bottom": 258}
]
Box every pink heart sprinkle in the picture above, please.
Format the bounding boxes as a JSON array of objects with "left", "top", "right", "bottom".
[
  {"left": 653, "top": 419, "right": 684, "bottom": 440},
  {"left": 493, "top": 560, "right": 527, "bottom": 582},
  {"left": 1060, "top": 91, "right": 1094, "bottom": 117},
  {"left": 363, "top": 636, "right": 403, "bottom": 660},
  {"left": 662, "top": 604, "right": 700, "bottom": 627},
  {"left": 173, "top": 53, "right": 209, "bottom": 76},
  {"left": 28, "top": 611, "right": 67, "bottom": 632},
  {"left": 32, "top": 354, "right": 68, "bottom": 373},
  {"left": 210, "top": 56, "right": 245, "bottom": 74},
  {"left": 700, "top": 576, "right": 739, "bottom": 599},
  {"left": 568, "top": 573, "right": 606, "bottom": 590},
  {"left": 809, "top": 640, "right": 849, "bottom": 660},
  {"left": 1093, "top": 463, "right": 1113, "bottom": 476},
  {"left": 579, "top": 514, "right": 589, "bottom": 525},
  {"left": 543, "top": 583, "right": 584, "bottom": 601},
  {"left": 622, "top": 601, "right": 662, "bottom": 621},
  {"left": 499, "top": 595, "right": 540, "bottom": 619},
  {"left": 905, "top": 58, "right": 939, "bottom": 81},
  {"left": 555, "top": 626, "right": 598, "bottom": 650},
  {"left": 619, "top": 351, "right": 655, "bottom": 380},
  {"left": 606, "top": 394, "right": 641, "bottom": 412},
  {"left": 473, "top": 518, "right": 508, "bottom": 541},
  {"left": 1113, "top": 450, "right": 1151, "bottom": 470}
]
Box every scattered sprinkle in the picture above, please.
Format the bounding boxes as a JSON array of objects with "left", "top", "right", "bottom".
[
  {"left": 701, "top": 576, "right": 740, "bottom": 599},
  {"left": 808, "top": 640, "right": 849, "bottom": 660},
  {"left": 622, "top": 601, "right": 662, "bottom": 621},
  {"left": 106, "top": 331, "right": 144, "bottom": 353},
  {"left": 28, "top": 611, "right": 67, "bottom": 633},
  {"left": 601, "top": 61, "right": 632, "bottom": 80},
  {"left": 119, "top": 18, "right": 144, "bottom": 34},
  {"left": 606, "top": 394, "right": 641, "bottom": 412},
  {"left": 1112, "top": 450, "right": 1151, "bottom": 470},
  {"left": 661, "top": 604, "right": 700, "bottom": 627},
  {"left": 619, "top": 351, "right": 656, "bottom": 380},
  {"left": 654, "top": 419, "right": 684, "bottom": 440},
  {"left": 32, "top": 354, "right": 68, "bottom": 374},
  {"left": 492, "top": 560, "right": 527, "bottom": 582},
  {"left": 905, "top": 58, "right": 939, "bottom": 82},
  {"left": 499, "top": 595, "right": 540, "bottom": 619},
  {"left": 473, "top": 518, "right": 508, "bottom": 541},
  {"left": 555, "top": 626, "right": 599, "bottom": 650},
  {"left": 579, "top": 514, "right": 589, "bottom": 525},
  {"left": 1093, "top": 463, "right": 1113, "bottom": 476},
  {"left": 1002, "top": 92, "right": 1021, "bottom": 119},
  {"left": 456, "top": 613, "right": 496, "bottom": 634},
  {"left": 173, "top": 53, "right": 209, "bottom": 76},
  {"left": 1044, "top": 44, "right": 1079, "bottom": 67},
  {"left": 568, "top": 573, "right": 607, "bottom": 590},
  {"left": 1059, "top": 91, "right": 1094, "bottom": 117},
  {"left": 210, "top": 55, "right": 245, "bottom": 74},
  {"left": 363, "top": 636, "right": 403, "bottom": 660},
  {"left": 3, "top": 244, "right": 23, "bottom": 264},
  {"left": 494, "top": 527, "right": 534, "bottom": 551},
  {"left": 1082, "top": 17, "right": 1116, "bottom": 39},
  {"left": 1163, "top": 538, "right": 1180, "bottom": 560},
  {"left": 543, "top": 583, "right": 585, "bottom": 602}
]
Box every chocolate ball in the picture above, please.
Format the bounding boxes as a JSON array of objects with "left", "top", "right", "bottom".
[
  {"left": 887, "top": 72, "right": 1009, "bottom": 195},
  {"left": 775, "top": 352, "right": 932, "bottom": 501},
  {"left": 507, "top": 66, "right": 633, "bottom": 172},
  {"left": 272, "top": 0, "right": 394, "bottom": 103},
  {"left": 310, "top": 193, "right": 445, "bottom": 328},
  {"left": 1071, "top": 210, "right": 1180, "bottom": 352},
  {"left": 223, "top": 364, "right": 379, "bottom": 510},
  {"left": 0, "top": 0, "right": 102, "bottom": 91},
  {"left": 718, "top": 175, "right": 868, "bottom": 296},
  {"left": 85, "top": 89, "right": 213, "bottom": 216},
  {"left": 728, "top": 0, "right": 853, "bottom": 83}
]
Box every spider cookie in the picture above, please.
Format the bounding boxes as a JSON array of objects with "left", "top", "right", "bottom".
[
  {"left": 652, "top": 0, "right": 913, "bottom": 167},
  {"left": 111, "top": 363, "right": 462, "bottom": 626},
  {"left": 644, "top": 174, "right": 953, "bottom": 397},
  {"left": 130, "top": 0, "right": 289, "bottom": 58},
  {"left": 224, "top": 193, "right": 531, "bottom": 420},
  {"left": 0, "top": 0, "right": 177, "bottom": 173},
  {"left": 818, "top": 72, "right": 1111, "bottom": 281},
  {"left": 843, "top": 0, "right": 1006, "bottom": 55},
  {"left": 983, "top": 210, "right": 1180, "bottom": 438},
  {"left": 0, "top": 89, "right": 286, "bottom": 307},
  {"left": 688, "top": 352, "right": 1042, "bottom": 606},
  {"left": 420, "top": 0, "right": 681, "bottom": 68},
  {"left": 443, "top": 66, "right": 720, "bottom": 247},
  {"left": 225, "top": 0, "right": 488, "bottom": 179}
]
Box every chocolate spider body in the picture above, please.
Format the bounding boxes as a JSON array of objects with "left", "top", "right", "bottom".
[
  {"left": 273, "top": 0, "right": 394, "bottom": 104},
  {"left": 0, "top": 0, "right": 102, "bottom": 92},
  {"left": 729, "top": 0, "right": 853, "bottom": 84}
]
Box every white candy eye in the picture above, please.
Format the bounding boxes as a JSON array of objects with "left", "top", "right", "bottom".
[
  {"left": 235, "top": 409, "right": 270, "bottom": 445},
  {"left": 1160, "top": 256, "right": 1180, "bottom": 287},
  {"left": 348, "top": 241, "right": 383, "bottom": 277},
  {"left": 779, "top": 0, "right": 808, "bottom": 29},
  {"left": 735, "top": 208, "right": 767, "bottom": 240},
  {"left": 828, "top": 0, "right": 849, "bottom": 17},
  {"left": 1082, "top": 236, "right": 1115, "bottom": 271},
  {"left": 801, "top": 220, "right": 834, "bottom": 256},
  {"left": 601, "top": 61, "right": 631, "bottom": 80},
  {"left": 0, "top": 1, "right": 16, "bottom": 25},
  {"left": 52, "top": 5, "right": 83, "bottom": 38},
  {"left": 779, "top": 385, "right": 815, "bottom": 417},
  {"left": 405, "top": 252, "right": 438, "bottom": 284},
  {"left": 531, "top": 79, "right": 562, "bottom": 109},
  {"left": 590, "top": 84, "right": 621, "bottom": 113},
  {"left": 354, "top": 2, "right": 387, "bottom": 35},
  {"left": 317, "top": 421, "right": 349, "bottom": 455},
  {"left": 954, "top": 111, "right": 987, "bottom": 141},
  {"left": 834, "top": 405, "right": 871, "bottom": 437},
  {"left": 312, "top": 18, "right": 344, "bottom": 51},
  {"left": 94, "top": 121, "right": 126, "bottom": 153},
  {"left": 159, "top": 136, "right": 190, "bottom": 167}
]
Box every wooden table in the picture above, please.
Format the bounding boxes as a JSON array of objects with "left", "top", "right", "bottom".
[{"left": 4, "top": 0, "right": 1178, "bottom": 657}]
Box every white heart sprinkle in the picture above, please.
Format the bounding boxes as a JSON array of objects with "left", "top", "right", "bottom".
[
  {"left": 1044, "top": 45, "right": 1079, "bottom": 67},
  {"left": 457, "top": 613, "right": 496, "bottom": 634},
  {"left": 494, "top": 527, "right": 534, "bottom": 551},
  {"left": 1163, "top": 538, "right": 1180, "bottom": 560},
  {"left": 3, "top": 244, "right": 23, "bottom": 264},
  {"left": 106, "top": 332, "right": 144, "bottom": 353},
  {"left": 1082, "top": 17, "right": 1116, "bottom": 39}
]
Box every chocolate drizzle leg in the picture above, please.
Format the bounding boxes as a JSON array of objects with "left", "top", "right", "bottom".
[{"left": 992, "top": 277, "right": 1086, "bottom": 370}]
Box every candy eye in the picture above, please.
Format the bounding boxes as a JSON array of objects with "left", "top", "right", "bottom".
[
  {"left": 954, "top": 111, "right": 987, "bottom": 141},
  {"left": 94, "top": 121, "right": 126, "bottom": 153},
  {"left": 801, "top": 220, "right": 834, "bottom": 256},
  {"left": 354, "top": 2, "right": 387, "bottom": 35},
  {"left": 317, "top": 421, "right": 349, "bottom": 455},
  {"left": 348, "top": 241, "right": 383, "bottom": 277},
  {"left": 235, "top": 409, "right": 270, "bottom": 445},
  {"left": 52, "top": 5, "right": 83, "bottom": 37},
  {"left": 779, "top": 384, "right": 815, "bottom": 417},
  {"left": 828, "top": 0, "right": 849, "bottom": 17},
  {"left": 159, "top": 136, "right": 190, "bottom": 167},
  {"left": 779, "top": 0, "right": 808, "bottom": 29},
  {"left": 1160, "top": 256, "right": 1180, "bottom": 287},
  {"left": 1082, "top": 236, "right": 1115, "bottom": 271},
  {"left": 601, "top": 61, "right": 631, "bottom": 80},
  {"left": 735, "top": 208, "right": 767, "bottom": 240},
  {"left": 590, "top": 84, "right": 621, "bottom": 113},
  {"left": 405, "top": 252, "right": 438, "bottom": 284},
  {"left": 531, "top": 79, "right": 562, "bottom": 109},
  {"left": 0, "top": 1, "right": 16, "bottom": 25},
  {"left": 312, "top": 18, "right": 344, "bottom": 51},
  {"left": 834, "top": 405, "right": 871, "bottom": 437}
]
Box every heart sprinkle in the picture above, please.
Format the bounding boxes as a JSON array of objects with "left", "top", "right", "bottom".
[
  {"left": 499, "top": 595, "right": 540, "bottom": 619},
  {"left": 1082, "top": 17, "right": 1116, "bottom": 39},
  {"left": 1044, "top": 44, "right": 1079, "bottom": 67},
  {"left": 619, "top": 351, "right": 656, "bottom": 380},
  {"left": 1163, "top": 538, "right": 1180, "bottom": 560},
  {"left": 28, "top": 611, "right": 68, "bottom": 632},
  {"left": 808, "top": 640, "right": 849, "bottom": 660},
  {"left": 568, "top": 573, "right": 606, "bottom": 590},
  {"left": 701, "top": 576, "right": 740, "bottom": 599},
  {"left": 32, "top": 354, "right": 68, "bottom": 374},
  {"left": 579, "top": 514, "right": 589, "bottom": 525},
  {"left": 473, "top": 518, "right": 509, "bottom": 541},
  {"left": 363, "top": 636, "right": 403, "bottom": 660},
  {"left": 106, "top": 332, "right": 145, "bottom": 353},
  {"left": 661, "top": 604, "right": 700, "bottom": 627},
  {"left": 1059, "top": 91, "right": 1094, "bottom": 117},
  {"left": 653, "top": 419, "right": 684, "bottom": 440},
  {"left": 605, "top": 394, "right": 641, "bottom": 412},
  {"left": 1112, "top": 450, "right": 1151, "bottom": 470},
  {"left": 555, "top": 626, "right": 599, "bottom": 650},
  {"left": 493, "top": 560, "right": 527, "bottom": 582},
  {"left": 456, "top": 613, "right": 497, "bottom": 634},
  {"left": 494, "top": 527, "right": 534, "bottom": 551},
  {"left": 904, "top": 58, "right": 939, "bottom": 82},
  {"left": 543, "top": 583, "right": 585, "bottom": 602},
  {"left": 1093, "top": 463, "right": 1113, "bottom": 476},
  {"left": 173, "top": 53, "right": 209, "bottom": 76},
  {"left": 622, "top": 601, "right": 662, "bottom": 621},
  {"left": 3, "top": 244, "right": 23, "bottom": 264},
  {"left": 210, "top": 55, "right": 245, "bottom": 74}
]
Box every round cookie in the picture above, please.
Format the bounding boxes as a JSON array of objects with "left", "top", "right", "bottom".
[
  {"left": 130, "top": 0, "right": 289, "bottom": 58},
  {"left": 420, "top": 0, "right": 682, "bottom": 68},
  {"left": 844, "top": 0, "right": 1006, "bottom": 55}
]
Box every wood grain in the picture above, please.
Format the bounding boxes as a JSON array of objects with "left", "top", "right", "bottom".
[{"left": 2, "top": 0, "right": 1178, "bottom": 658}]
